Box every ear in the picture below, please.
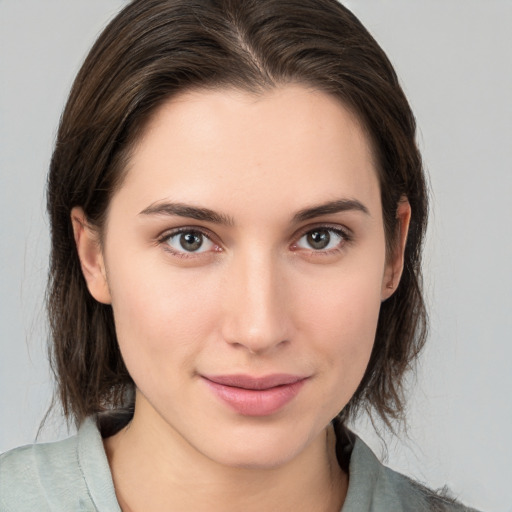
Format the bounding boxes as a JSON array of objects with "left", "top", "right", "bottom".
[
  {"left": 381, "top": 198, "right": 411, "bottom": 301},
  {"left": 71, "top": 207, "right": 111, "bottom": 304}
]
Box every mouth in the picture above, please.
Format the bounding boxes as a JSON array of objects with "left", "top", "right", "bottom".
[{"left": 201, "top": 373, "right": 308, "bottom": 416}]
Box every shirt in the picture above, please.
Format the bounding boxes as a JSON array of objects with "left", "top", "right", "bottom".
[{"left": 0, "top": 417, "right": 477, "bottom": 511}]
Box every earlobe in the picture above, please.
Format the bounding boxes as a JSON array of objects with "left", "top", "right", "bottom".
[
  {"left": 71, "top": 207, "right": 111, "bottom": 304},
  {"left": 381, "top": 198, "right": 411, "bottom": 301}
]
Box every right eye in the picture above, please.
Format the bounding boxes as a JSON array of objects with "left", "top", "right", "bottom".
[{"left": 162, "top": 229, "right": 217, "bottom": 255}]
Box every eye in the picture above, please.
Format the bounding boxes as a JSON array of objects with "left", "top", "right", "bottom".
[
  {"left": 163, "top": 229, "right": 216, "bottom": 254},
  {"left": 295, "top": 227, "right": 346, "bottom": 251}
]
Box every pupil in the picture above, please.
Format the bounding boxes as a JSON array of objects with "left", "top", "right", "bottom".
[
  {"left": 180, "top": 232, "right": 202, "bottom": 251},
  {"left": 307, "top": 230, "right": 330, "bottom": 250}
]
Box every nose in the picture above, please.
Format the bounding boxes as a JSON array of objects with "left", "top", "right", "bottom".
[{"left": 220, "top": 249, "right": 291, "bottom": 355}]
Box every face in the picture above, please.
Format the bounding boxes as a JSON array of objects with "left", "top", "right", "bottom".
[{"left": 75, "top": 85, "right": 407, "bottom": 469}]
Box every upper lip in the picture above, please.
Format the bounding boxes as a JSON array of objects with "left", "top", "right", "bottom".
[{"left": 202, "top": 374, "right": 307, "bottom": 390}]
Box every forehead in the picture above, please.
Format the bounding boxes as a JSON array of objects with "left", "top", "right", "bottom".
[{"left": 115, "top": 85, "right": 380, "bottom": 220}]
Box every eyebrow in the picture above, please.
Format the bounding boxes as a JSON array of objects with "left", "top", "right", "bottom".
[
  {"left": 292, "top": 199, "right": 370, "bottom": 222},
  {"left": 139, "top": 198, "right": 369, "bottom": 226},
  {"left": 139, "top": 201, "right": 235, "bottom": 226}
]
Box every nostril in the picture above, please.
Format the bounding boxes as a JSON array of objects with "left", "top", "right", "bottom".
[{"left": 228, "top": 337, "right": 289, "bottom": 355}]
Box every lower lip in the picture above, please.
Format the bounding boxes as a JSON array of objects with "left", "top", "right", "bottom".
[{"left": 203, "top": 378, "right": 306, "bottom": 416}]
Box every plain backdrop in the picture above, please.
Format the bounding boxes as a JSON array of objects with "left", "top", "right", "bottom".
[{"left": 0, "top": 1, "right": 511, "bottom": 510}]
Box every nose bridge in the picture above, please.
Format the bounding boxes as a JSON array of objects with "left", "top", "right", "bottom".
[{"left": 221, "top": 246, "right": 288, "bottom": 353}]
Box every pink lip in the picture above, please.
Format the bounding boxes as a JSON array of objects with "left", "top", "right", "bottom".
[{"left": 202, "top": 374, "right": 308, "bottom": 416}]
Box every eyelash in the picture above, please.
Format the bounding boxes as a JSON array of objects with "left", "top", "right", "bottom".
[
  {"left": 157, "top": 225, "right": 352, "bottom": 259},
  {"left": 158, "top": 227, "right": 220, "bottom": 259},
  {"left": 291, "top": 225, "right": 352, "bottom": 255}
]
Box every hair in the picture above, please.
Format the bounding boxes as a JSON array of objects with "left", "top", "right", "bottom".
[{"left": 47, "top": 0, "right": 428, "bottom": 430}]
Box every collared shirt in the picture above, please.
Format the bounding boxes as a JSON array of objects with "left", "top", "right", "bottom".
[{"left": 0, "top": 417, "right": 476, "bottom": 511}]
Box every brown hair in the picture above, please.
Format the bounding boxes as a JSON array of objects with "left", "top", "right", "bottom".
[{"left": 47, "top": 0, "right": 428, "bottom": 429}]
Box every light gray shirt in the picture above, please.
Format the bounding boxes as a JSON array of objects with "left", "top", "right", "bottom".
[{"left": 0, "top": 418, "right": 476, "bottom": 511}]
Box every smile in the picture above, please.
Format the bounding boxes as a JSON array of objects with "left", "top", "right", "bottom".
[{"left": 201, "top": 374, "right": 308, "bottom": 416}]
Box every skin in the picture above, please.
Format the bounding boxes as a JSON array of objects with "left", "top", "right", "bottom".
[{"left": 72, "top": 85, "right": 410, "bottom": 512}]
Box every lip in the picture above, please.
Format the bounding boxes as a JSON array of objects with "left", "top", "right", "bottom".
[{"left": 202, "top": 374, "right": 308, "bottom": 416}]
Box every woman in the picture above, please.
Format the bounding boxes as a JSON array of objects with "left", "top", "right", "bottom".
[{"left": 0, "top": 0, "right": 478, "bottom": 510}]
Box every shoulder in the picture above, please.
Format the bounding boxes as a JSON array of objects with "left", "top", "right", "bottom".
[
  {"left": 381, "top": 462, "right": 479, "bottom": 512},
  {"left": 0, "top": 434, "right": 85, "bottom": 511},
  {"left": 407, "top": 479, "right": 480, "bottom": 512},
  {"left": 0, "top": 418, "right": 120, "bottom": 512},
  {"left": 341, "top": 430, "right": 480, "bottom": 512}
]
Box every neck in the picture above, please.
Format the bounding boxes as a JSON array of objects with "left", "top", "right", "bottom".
[{"left": 104, "top": 396, "right": 348, "bottom": 512}]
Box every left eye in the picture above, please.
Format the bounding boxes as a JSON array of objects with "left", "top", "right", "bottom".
[
  {"left": 295, "top": 228, "right": 345, "bottom": 251},
  {"left": 164, "top": 230, "right": 215, "bottom": 253}
]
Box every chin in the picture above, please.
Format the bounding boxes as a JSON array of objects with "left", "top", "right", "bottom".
[
  {"left": 212, "top": 446, "right": 301, "bottom": 471},
  {"left": 199, "top": 422, "right": 320, "bottom": 471}
]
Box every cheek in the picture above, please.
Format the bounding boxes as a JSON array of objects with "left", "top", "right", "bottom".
[
  {"left": 291, "top": 257, "right": 384, "bottom": 403},
  {"left": 106, "top": 258, "right": 222, "bottom": 380},
  {"left": 295, "top": 251, "right": 384, "bottom": 339}
]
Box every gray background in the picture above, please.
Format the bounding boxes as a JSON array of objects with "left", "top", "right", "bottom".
[{"left": 1, "top": 1, "right": 511, "bottom": 510}]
